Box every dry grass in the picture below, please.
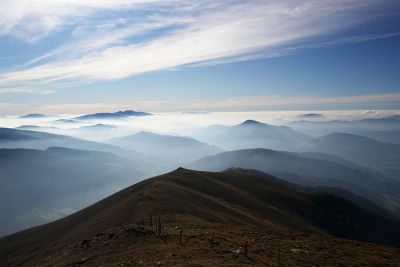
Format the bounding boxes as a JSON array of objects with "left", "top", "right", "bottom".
[{"left": 30, "top": 221, "right": 400, "bottom": 267}]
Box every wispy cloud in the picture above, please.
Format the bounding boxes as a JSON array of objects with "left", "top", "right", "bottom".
[
  {"left": 0, "top": 0, "right": 399, "bottom": 90},
  {"left": 28, "top": 93, "right": 400, "bottom": 114},
  {"left": 0, "top": 0, "right": 166, "bottom": 42},
  {"left": 0, "top": 87, "right": 54, "bottom": 95}
]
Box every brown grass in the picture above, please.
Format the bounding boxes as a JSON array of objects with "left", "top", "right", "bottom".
[
  {"left": 29, "top": 222, "right": 400, "bottom": 266},
  {"left": 1, "top": 168, "right": 400, "bottom": 266}
]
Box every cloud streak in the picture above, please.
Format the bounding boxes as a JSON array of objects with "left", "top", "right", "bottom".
[
  {"left": 27, "top": 93, "right": 400, "bottom": 114},
  {"left": 0, "top": 87, "right": 54, "bottom": 95},
  {"left": 0, "top": 0, "right": 399, "bottom": 90}
]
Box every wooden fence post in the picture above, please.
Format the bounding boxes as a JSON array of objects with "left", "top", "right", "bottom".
[
  {"left": 179, "top": 227, "right": 183, "bottom": 245},
  {"left": 278, "top": 243, "right": 281, "bottom": 267},
  {"left": 158, "top": 217, "right": 161, "bottom": 236}
]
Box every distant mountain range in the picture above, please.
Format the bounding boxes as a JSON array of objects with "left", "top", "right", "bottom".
[
  {"left": 52, "top": 118, "right": 79, "bottom": 124},
  {"left": 0, "top": 127, "right": 167, "bottom": 176},
  {"left": 1, "top": 168, "right": 399, "bottom": 266},
  {"left": 107, "top": 131, "right": 222, "bottom": 165},
  {"left": 297, "top": 132, "right": 400, "bottom": 177},
  {"left": 0, "top": 147, "right": 146, "bottom": 237},
  {"left": 79, "top": 123, "right": 118, "bottom": 130},
  {"left": 194, "top": 120, "right": 310, "bottom": 151},
  {"left": 188, "top": 148, "right": 400, "bottom": 218},
  {"left": 0, "top": 127, "right": 124, "bottom": 154},
  {"left": 194, "top": 120, "right": 400, "bottom": 178},
  {"left": 298, "top": 113, "right": 324, "bottom": 118},
  {"left": 74, "top": 110, "right": 151, "bottom": 120},
  {"left": 287, "top": 115, "right": 400, "bottom": 137},
  {"left": 15, "top": 125, "right": 41, "bottom": 129},
  {"left": 18, "top": 113, "right": 47, "bottom": 119}
]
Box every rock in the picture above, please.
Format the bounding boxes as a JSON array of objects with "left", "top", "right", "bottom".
[{"left": 223, "top": 249, "right": 241, "bottom": 258}]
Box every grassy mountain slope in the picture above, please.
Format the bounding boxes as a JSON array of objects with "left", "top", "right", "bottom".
[{"left": 1, "top": 168, "right": 399, "bottom": 266}]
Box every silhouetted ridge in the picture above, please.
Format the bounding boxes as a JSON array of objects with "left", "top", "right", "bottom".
[
  {"left": 19, "top": 113, "right": 47, "bottom": 118},
  {"left": 174, "top": 167, "right": 187, "bottom": 172},
  {"left": 74, "top": 110, "right": 151, "bottom": 120},
  {"left": 240, "top": 119, "right": 263, "bottom": 125}
]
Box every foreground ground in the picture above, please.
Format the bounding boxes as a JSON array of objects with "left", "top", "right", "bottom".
[{"left": 29, "top": 222, "right": 400, "bottom": 267}]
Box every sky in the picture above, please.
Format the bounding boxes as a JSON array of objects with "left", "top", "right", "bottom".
[{"left": 0, "top": 0, "right": 399, "bottom": 115}]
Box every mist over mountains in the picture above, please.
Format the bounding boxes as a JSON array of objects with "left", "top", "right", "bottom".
[
  {"left": 0, "top": 127, "right": 127, "bottom": 156},
  {"left": 107, "top": 131, "right": 222, "bottom": 165},
  {"left": 297, "top": 132, "right": 400, "bottom": 177},
  {"left": 194, "top": 119, "right": 310, "bottom": 151},
  {"left": 74, "top": 110, "right": 152, "bottom": 120},
  {"left": 288, "top": 115, "right": 400, "bottom": 137},
  {"left": 1, "top": 112, "right": 400, "bottom": 263},
  {"left": 0, "top": 147, "right": 146, "bottom": 236}
]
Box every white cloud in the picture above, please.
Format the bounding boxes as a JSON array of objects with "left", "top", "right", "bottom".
[
  {"left": 0, "top": 0, "right": 168, "bottom": 41},
  {"left": 36, "top": 102, "right": 134, "bottom": 114},
  {"left": 27, "top": 93, "right": 400, "bottom": 114},
  {"left": 0, "top": 87, "right": 54, "bottom": 94},
  {"left": 0, "top": 0, "right": 398, "bottom": 89}
]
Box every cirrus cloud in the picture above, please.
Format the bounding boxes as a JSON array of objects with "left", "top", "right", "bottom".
[{"left": 0, "top": 0, "right": 399, "bottom": 91}]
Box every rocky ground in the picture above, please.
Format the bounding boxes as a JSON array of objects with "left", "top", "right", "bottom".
[{"left": 29, "top": 221, "right": 400, "bottom": 267}]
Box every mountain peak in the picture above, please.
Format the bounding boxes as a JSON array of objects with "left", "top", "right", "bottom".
[
  {"left": 174, "top": 167, "right": 189, "bottom": 172},
  {"left": 240, "top": 120, "right": 263, "bottom": 125}
]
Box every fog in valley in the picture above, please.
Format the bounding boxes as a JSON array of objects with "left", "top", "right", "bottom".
[{"left": 1, "top": 109, "right": 400, "bottom": 237}]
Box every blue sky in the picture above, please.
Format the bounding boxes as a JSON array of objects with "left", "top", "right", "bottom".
[{"left": 0, "top": 0, "right": 399, "bottom": 114}]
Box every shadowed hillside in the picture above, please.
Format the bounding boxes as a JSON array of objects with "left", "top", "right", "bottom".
[
  {"left": 1, "top": 168, "right": 399, "bottom": 266},
  {"left": 188, "top": 148, "right": 400, "bottom": 218},
  {"left": 298, "top": 132, "right": 400, "bottom": 177}
]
